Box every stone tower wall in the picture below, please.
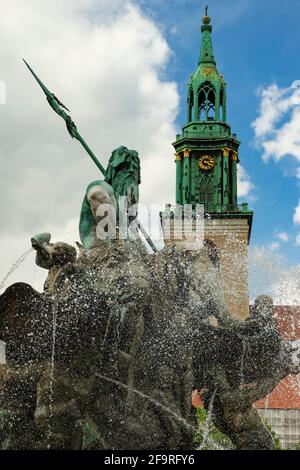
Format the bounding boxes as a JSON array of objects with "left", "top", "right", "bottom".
[{"left": 163, "top": 217, "right": 250, "bottom": 320}]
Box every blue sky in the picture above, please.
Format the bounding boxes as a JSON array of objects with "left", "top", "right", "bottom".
[
  {"left": 137, "top": 0, "right": 300, "bottom": 265},
  {"left": 0, "top": 0, "right": 299, "bottom": 300}
]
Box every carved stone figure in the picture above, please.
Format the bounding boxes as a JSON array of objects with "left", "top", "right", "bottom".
[
  {"left": 79, "top": 181, "right": 117, "bottom": 250},
  {"left": 31, "top": 233, "right": 77, "bottom": 293},
  {"left": 79, "top": 147, "right": 141, "bottom": 251},
  {"left": 8, "top": 37, "right": 296, "bottom": 452},
  {"left": 105, "top": 146, "right": 141, "bottom": 209},
  {"left": 0, "top": 239, "right": 299, "bottom": 450}
]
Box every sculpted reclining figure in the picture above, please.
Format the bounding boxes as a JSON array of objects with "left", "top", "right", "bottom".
[
  {"left": 31, "top": 233, "right": 77, "bottom": 294},
  {"left": 0, "top": 145, "right": 299, "bottom": 450}
]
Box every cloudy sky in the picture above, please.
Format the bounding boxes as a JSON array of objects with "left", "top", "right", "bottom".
[{"left": 0, "top": 0, "right": 299, "bottom": 303}]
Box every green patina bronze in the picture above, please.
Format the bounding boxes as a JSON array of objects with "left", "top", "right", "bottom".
[
  {"left": 79, "top": 180, "right": 117, "bottom": 250},
  {"left": 173, "top": 6, "right": 252, "bottom": 226},
  {"left": 23, "top": 61, "right": 157, "bottom": 251},
  {"left": 105, "top": 146, "right": 141, "bottom": 209},
  {"left": 79, "top": 147, "right": 140, "bottom": 250}
]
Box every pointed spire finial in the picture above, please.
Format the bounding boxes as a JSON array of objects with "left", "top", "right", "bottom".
[
  {"left": 202, "top": 3, "right": 211, "bottom": 24},
  {"left": 199, "top": 3, "right": 215, "bottom": 65}
]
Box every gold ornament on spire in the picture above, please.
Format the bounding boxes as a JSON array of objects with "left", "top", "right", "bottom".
[{"left": 202, "top": 4, "right": 211, "bottom": 24}]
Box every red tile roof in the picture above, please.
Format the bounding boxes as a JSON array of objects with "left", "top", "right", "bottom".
[
  {"left": 273, "top": 306, "right": 300, "bottom": 341},
  {"left": 256, "top": 306, "right": 300, "bottom": 410}
]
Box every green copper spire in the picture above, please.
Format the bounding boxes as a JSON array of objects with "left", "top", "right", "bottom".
[
  {"left": 184, "top": 6, "right": 227, "bottom": 125},
  {"left": 199, "top": 5, "right": 216, "bottom": 66},
  {"left": 173, "top": 7, "right": 245, "bottom": 215}
]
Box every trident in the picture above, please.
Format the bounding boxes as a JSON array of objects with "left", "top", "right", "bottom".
[{"left": 23, "top": 59, "right": 157, "bottom": 252}]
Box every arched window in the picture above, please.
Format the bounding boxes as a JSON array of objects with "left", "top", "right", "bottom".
[
  {"left": 200, "top": 176, "right": 207, "bottom": 204},
  {"left": 219, "top": 89, "right": 223, "bottom": 121},
  {"left": 207, "top": 88, "right": 215, "bottom": 119},
  {"left": 220, "top": 88, "right": 225, "bottom": 122},
  {"left": 198, "top": 89, "right": 206, "bottom": 121},
  {"left": 188, "top": 88, "right": 194, "bottom": 122},
  {"left": 198, "top": 81, "right": 216, "bottom": 122},
  {"left": 207, "top": 176, "right": 214, "bottom": 204},
  {"left": 199, "top": 174, "right": 214, "bottom": 206}
]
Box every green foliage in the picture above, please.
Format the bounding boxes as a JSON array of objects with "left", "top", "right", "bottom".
[
  {"left": 79, "top": 419, "right": 100, "bottom": 450},
  {"left": 195, "top": 412, "right": 300, "bottom": 451},
  {"left": 196, "top": 408, "right": 207, "bottom": 424},
  {"left": 194, "top": 408, "right": 234, "bottom": 450},
  {"left": 263, "top": 418, "right": 282, "bottom": 450},
  {"left": 0, "top": 410, "right": 11, "bottom": 430},
  {"left": 262, "top": 418, "right": 300, "bottom": 450},
  {"left": 0, "top": 410, "right": 11, "bottom": 448}
]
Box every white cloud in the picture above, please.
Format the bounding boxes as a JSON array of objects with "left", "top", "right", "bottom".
[
  {"left": 0, "top": 0, "right": 179, "bottom": 230},
  {"left": 237, "top": 165, "right": 254, "bottom": 199},
  {"left": 261, "top": 108, "right": 300, "bottom": 162},
  {"left": 294, "top": 200, "right": 300, "bottom": 225},
  {"left": 291, "top": 80, "right": 300, "bottom": 89},
  {"left": 0, "top": 0, "right": 180, "bottom": 289},
  {"left": 252, "top": 82, "right": 300, "bottom": 162},
  {"left": 276, "top": 232, "right": 289, "bottom": 243},
  {"left": 253, "top": 82, "right": 300, "bottom": 229},
  {"left": 296, "top": 234, "right": 300, "bottom": 246},
  {"left": 269, "top": 242, "right": 279, "bottom": 251},
  {"left": 0, "top": 217, "right": 80, "bottom": 295},
  {"left": 272, "top": 266, "right": 300, "bottom": 305},
  {"left": 249, "top": 246, "right": 300, "bottom": 305}
]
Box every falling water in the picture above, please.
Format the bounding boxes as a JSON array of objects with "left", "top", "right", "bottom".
[
  {"left": 101, "top": 311, "right": 113, "bottom": 348},
  {"left": 239, "top": 340, "right": 247, "bottom": 386},
  {"left": 249, "top": 246, "right": 300, "bottom": 448},
  {"left": 198, "top": 388, "right": 217, "bottom": 450},
  {"left": 0, "top": 248, "right": 33, "bottom": 293},
  {"left": 249, "top": 246, "right": 300, "bottom": 305},
  {"left": 47, "top": 300, "right": 58, "bottom": 449},
  {"left": 95, "top": 373, "right": 196, "bottom": 433}
]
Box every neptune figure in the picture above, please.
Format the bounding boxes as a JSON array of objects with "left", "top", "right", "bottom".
[{"left": 79, "top": 146, "right": 141, "bottom": 250}]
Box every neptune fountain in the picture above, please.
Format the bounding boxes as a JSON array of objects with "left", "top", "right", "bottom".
[{"left": 0, "top": 63, "right": 299, "bottom": 451}]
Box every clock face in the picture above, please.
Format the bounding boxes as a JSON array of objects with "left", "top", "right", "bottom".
[{"left": 198, "top": 155, "right": 215, "bottom": 171}]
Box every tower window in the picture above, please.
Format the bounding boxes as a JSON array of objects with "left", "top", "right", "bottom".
[
  {"left": 220, "top": 88, "right": 224, "bottom": 121},
  {"left": 188, "top": 88, "right": 194, "bottom": 122},
  {"left": 198, "top": 89, "right": 206, "bottom": 121},
  {"left": 200, "top": 177, "right": 206, "bottom": 204},
  {"left": 199, "top": 173, "right": 214, "bottom": 206},
  {"left": 207, "top": 88, "right": 215, "bottom": 119},
  {"left": 198, "top": 81, "right": 216, "bottom": 122}
]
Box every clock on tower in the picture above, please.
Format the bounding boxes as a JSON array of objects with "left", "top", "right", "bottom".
[{"left": 165, "top": 6, "right": 253, "bottom": 320}]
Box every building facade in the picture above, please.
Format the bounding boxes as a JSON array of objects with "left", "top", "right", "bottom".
[
  {"left": 256, "top": 306, "right": 300, "bottom": 449},
  {"left": 180, "top": 8, "right": 300, "bottom": 447},
  {"left": 163, "top": 8, "right": 253, "bottom": 319}
]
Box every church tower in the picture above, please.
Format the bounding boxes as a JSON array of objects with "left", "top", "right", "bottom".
[{"left": 166, "top": 7, "right": 253, "bottom": 319}]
